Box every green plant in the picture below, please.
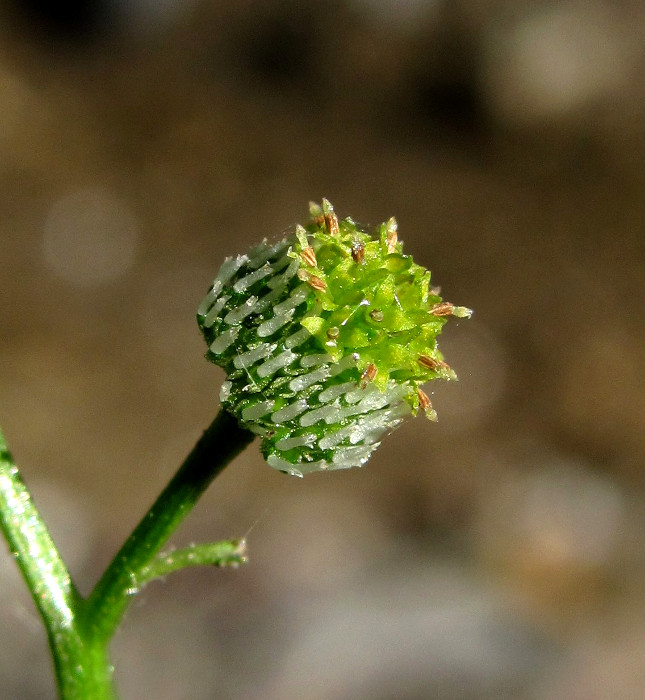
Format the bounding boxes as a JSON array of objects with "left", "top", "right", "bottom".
[{"left": 0, "top": 200, "right": 470, "bottom": 698}]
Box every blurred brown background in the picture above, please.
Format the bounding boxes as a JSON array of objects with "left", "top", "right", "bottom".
[{"left": 1, "top": 1, "right": 645, "bottom": 698}]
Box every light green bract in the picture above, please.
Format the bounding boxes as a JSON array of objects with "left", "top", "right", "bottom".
[{"left": 197, "top": 200, "right": 471, "bottom": 477}]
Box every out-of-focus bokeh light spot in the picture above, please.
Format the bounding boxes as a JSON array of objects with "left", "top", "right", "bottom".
[
  {"left": 517, "top": 463, "right": 623, "bottom": 568},
  {"left": 266, "top": 562, "right": 551, "bottom": 699},
  {"left": 42, "top": 187, "right": 139, "bottom": 286},
  {"left": 483, "top": 3, "right": 633, "bottom": 124}
]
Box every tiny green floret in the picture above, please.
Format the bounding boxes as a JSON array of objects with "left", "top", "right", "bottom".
[{"left": 197, "top": 200, "right": 471, "bottom": 476}]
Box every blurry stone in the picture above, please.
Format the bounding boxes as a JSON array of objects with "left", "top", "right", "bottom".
[
  {"left": 536, "top": 603, "right": 645, "bottom": 700},
  {"left": 474, "top": 452, "right": 629, "bottom": 624},
  {"left": 482, "top": 2, "right": 637, "bottom": 125},
  {"left": 263, "top": 559, "right": 554, "bottom": 699},
  {"left": 555, "top": 321, "right": 645, "bottom": 475}
]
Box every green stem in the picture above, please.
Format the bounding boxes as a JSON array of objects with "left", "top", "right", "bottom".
[
  {"left": 1, "top": 412, "right": 254, "bottom": 698},
  {"left": 83, "top": 409, "right": 254, "bottom": 645},
  {"left": 0, "top": 427, "right": 115, "bottom": 699},
  {"left": 138, "top": 539, "right": 248, "bottom": 586}
]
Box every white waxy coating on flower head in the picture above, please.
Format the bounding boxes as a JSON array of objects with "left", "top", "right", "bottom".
[
  {"left": 289, "top": 366, "right": 330, "bottom": 393},
  {"left": 242, "top": 400, "right": 275, "bottom": 421},
  {"left": 202, "top": 296, "right": 230, "bottom": 328},
  {"left": 209, "top": 328, "right": 239, "bottom": 354},
  {"left": 271, "top": 399, "right": 308, "bottom": 423},
  {"left": 233, "top": 343, "right": 278, "bottom": 370},
  {"left": 233, "top": 263, "right": 274, "bottom": 293},
  {"left": 257, "top": 310, "right": 296, "bottom": 338},
  {"left": 256, "top": 349, "right": 298, "bottom": 378}
]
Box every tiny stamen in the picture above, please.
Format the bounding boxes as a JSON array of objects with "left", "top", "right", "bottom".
[
  {"left": 418, "top": 354, "right": 440, "bottom": 371},
  {"left": 308, "top": 274, "right": 327, "bottom": 292},
  {"left": 417, "top": 388, "right": 438, "bottom": 421},
  {"left": 417, "top": 388, "right": 430, "bottom": 410},
  {"left": 360, "top": 363, "right": 377, "bottom": 387},
  {"left": 430, "top": 302, "right": 455, "bottom": 317},
  {"left": 296, "top": 268, "right": 325, "bottom": 290},
  {"left": 386, "top": 217, "right": 398, "bottom": 253},
  {"left": 301, "top": 246, "right": 317, "bottom": 267},
  {"left": 351, "top": 241, "right": 365, "bottom": 264},
  {"left": 322, "top": 198, "right": 339, "bottom": 236}
]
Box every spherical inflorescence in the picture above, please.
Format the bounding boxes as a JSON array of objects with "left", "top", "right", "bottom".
[{"left": 197, "top": 200, "right": 471, "bottom": 476}]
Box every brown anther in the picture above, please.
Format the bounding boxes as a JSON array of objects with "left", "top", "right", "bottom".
[
  {"left": 301, "top": 246, "right": 317, "bottom": 267},
  {"left": 418, "top": 354, "right": 440, "bottom": 371},
  {"left": 430, "top": 302, "right": 455, "bottom": 317},
  {"left": 322, "top": 199, "right": 340, "bottom": 236},
  {"left": 360, "top": 362, "right": 378, "bottom": 387},
  {"left": 307, "top": 275, "right": 327, "bottom": 292},
  {"left": 417, "top": 388, "right": 438, "bottom": 421},
  {"left": 429, "top": 286, "right": 442, "bottom": 296},
  {"left": 351, "top": 241, "right": 365, "bottom": 264},
  {"left": 326, "top": 326, "right": 340, "bottom": 340},
  {"left": 325, "top": 210, "right": 339, "bottom": 236},
  {"left": 417, "top": 388, "right": 431, "bottom": 411},
  {"left": 369, "top": 309, "right": 384, "bottom": 322}
]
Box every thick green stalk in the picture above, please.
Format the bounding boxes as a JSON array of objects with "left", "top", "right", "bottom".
[
  {"left": 0, "top": 427, "right": 115, "bottom": 699},
  {"left": 83, "top": 409, "right": 254, "bottom": 645}
]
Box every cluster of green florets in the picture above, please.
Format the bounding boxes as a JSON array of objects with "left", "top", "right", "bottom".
[
  {"left": 296, "top": 201, "right": 472, "bottom": 395},
  {"left": 197, "top": 200, "right": 470, "bottom": 476}
]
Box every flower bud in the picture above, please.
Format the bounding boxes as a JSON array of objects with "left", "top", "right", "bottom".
[{"left": 197, "top": 201, "right": 470, "bottom": 477}]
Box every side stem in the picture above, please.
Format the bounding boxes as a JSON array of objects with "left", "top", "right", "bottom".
[{"left": 82, "top": 409, "right": 254, "bottom": 644}]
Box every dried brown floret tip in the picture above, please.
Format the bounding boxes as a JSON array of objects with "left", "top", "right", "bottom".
[{"left": 321, "top": 198, "right": 339, "bottom": 236}]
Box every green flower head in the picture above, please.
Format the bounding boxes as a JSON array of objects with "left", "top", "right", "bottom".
[{"left": 197, "top": 200, "right": 471, "bottom": 477}]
